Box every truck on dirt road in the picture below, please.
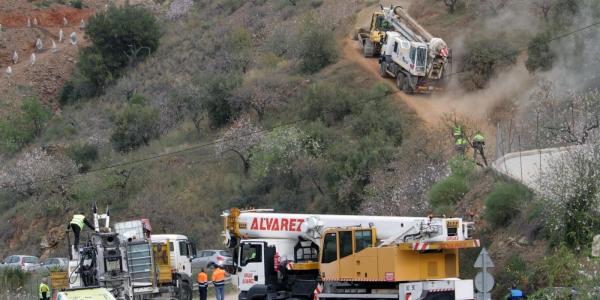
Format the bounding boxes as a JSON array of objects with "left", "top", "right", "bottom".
[
  {"left": 223, "top": 208, "right": 480, "bottom": 300},
  {"left": 66, "top": 206, "right": 195, "bottom": 300},
  {"left": 358, "top": 5, "right": 451, "bottom": 93}
]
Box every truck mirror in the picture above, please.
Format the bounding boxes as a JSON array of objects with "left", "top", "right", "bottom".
[{"left": 237, "top": 266, "right": 242, "bottom": 272}]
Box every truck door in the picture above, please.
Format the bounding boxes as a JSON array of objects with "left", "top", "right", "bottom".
[
  {"left": 238, "top": 242, "right": 265, "bottom": 291},
  {"left": 177, "top": 240, "right": 192, "bottom": 274}
]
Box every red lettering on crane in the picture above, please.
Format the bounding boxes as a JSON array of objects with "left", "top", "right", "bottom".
[
  {"left": 296, "top": 218, "right": 304, "bottom": 231},
  {"left": 248, "top": 217, "right": 304, "bottom": 232},
  {"left": 260, "top": 218, "right": 267, "bottom": 230},
  {"left": 281, "top": 218, "right": 289, "bottom": 231}
]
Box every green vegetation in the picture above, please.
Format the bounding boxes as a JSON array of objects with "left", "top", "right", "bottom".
[
  {"left": 70, "top": 0, "right": 82, "bottom": 9},
  {"left": 62, "top": 5, "right": 161, "bottom": 101},
  {"left": 428, "top": 156, "right": 474, "bottom": 214},
  {"left": 296, "top": 13, "right": 339, "bottom": 73},
  {"left": 484, "top": 181, "right": 532, "bottom": 228},
  {"left": 525, "top": 31, "right": 555, "bottom": 72},
  {"left": 67, "top": 143, "right": 99, "bottom": 172},
  {"left": 462, "top": 36, "right": 517, "bottom": 89},
  {"left": 0, "top": 97, "right": 51, "bottom": 153},
  {"left": 110, "top": 95, "right": 160, "bottom": 152},
  {"left": 0, "top": 268, "right": 31, "bottom": 293}
]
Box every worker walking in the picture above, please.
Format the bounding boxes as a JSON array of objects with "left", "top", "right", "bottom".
[
  {"left": 212, "top": 265, "right": 226, "bottom": 300},
  {"left": 455, "top": 137, "right": 467, "bottom": 155},
  {"left": 197, "top": 268, "right": 208, "bottom": 300},
  {"left": 471, "top": 131, "right": 487, "bottom": 166},
  {"left": 452, "top": 124, "right": 467, "bottom": 155},
  {"left": 507, "top": 286, "right": 528, "bottom": 299},
  {"left": 68, "top": 212, "right": 95, "bottom": 252},
  {"left": 39, "top": 277, "right": 50, "bottom": 300}
]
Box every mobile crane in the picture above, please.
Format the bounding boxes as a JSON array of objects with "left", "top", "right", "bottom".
[
  {"left": 223, "top": 208, "right": 480, "bottom": 300},
  {"left": 358, "top": 5, "right": 451, "bottom": 93}
]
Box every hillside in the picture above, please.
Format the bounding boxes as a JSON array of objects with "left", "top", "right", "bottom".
[{"left": 2, "top": 0, "right": 600, "bottom": 299}]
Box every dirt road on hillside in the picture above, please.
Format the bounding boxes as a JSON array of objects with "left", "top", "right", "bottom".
[{"left": 347, "top": 1, "right": 535, "bottom": 128}]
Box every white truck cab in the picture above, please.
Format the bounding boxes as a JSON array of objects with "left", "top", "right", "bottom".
[{"left": 151, "top": 234, "right": 195, "bottom": 276}]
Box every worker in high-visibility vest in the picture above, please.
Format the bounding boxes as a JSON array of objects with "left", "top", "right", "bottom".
[
  {"left": 68, "top": 213, "right": 95, "bottom": 251},
  {"left": 212, "top": 265, "right": 226, "bottom": 300},
  {"left": 197, "top": 268, "right": 208, "bottom": 300},
  {"left": 39, "top": 277, "right": 50, "bottom": 300},
  {"left": 471, "top": 131, "right": 487, "bottom": 166},
  {"left": 455, "top": 137, "right": 467, "bottom": 155}
]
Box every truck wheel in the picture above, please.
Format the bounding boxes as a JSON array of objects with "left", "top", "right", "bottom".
[
  {"left": 396, "top": 72, "right": 406, "bottom": 91},
  {"left": 178, "top": 280, "right": 192, "bottom": 300},
  {"left": 379, "top": 62, "right": 388, "bottom": 78},
  {"left": 404, "top": 74, "right": 415, "bottom": 94},
  {"left": 363, "top": 41, "right": 375, "bottom": 58}
]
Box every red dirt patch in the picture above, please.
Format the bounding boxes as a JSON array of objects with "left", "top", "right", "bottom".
[{"left": 0, "top": 7, "right": 94, "bottom": 28}]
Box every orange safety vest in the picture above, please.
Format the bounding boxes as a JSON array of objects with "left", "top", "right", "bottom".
[
  {"left": 212, "top": 268, "right": 225, "bottom": 286},
  {"left": 197, "top": 272, "right": 208, "bottom": 288}
]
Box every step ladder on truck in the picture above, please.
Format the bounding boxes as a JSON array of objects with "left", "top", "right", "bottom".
[{"left": 222, "top": 208, "right": 480, "bottom": 300}]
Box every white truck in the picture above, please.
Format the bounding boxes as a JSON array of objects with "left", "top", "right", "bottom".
[
  {"left": 66, "top": 206, "right": 195, "bottom": 300},
  {"left": 223, "top": 208, "right": 480, "bottom": 300},
  {"left": 374, "top": 5, "right": 451, "bottom": 93}
]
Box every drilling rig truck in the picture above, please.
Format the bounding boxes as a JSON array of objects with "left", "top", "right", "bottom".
[
  {"left": 66, "top": 206, "right": 195, "bottom": 300},
  {"left": 358, "top": 5, "right": 451, "bottom": 93},
  {"left": 223, "top": 208, "right": 480, "bottom": 300}
]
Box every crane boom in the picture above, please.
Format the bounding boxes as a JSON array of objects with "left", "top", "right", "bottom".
[{"left": 223, "top": 208, "right": 472, "bottom": 247}]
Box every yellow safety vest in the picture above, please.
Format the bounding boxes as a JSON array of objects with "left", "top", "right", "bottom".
[
  {"left": 70, "top": 214, "right": 86, "bottom": 229},
  {"left": 39, "top": 282, "right": 49, "bottom": 298}
]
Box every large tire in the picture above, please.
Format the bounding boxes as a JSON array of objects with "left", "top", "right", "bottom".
[
  {"left": 404, "top": 74, "right": 415, "bottom": 94},
  {"left": 363, "top": 40, "right": 375, "bottom": 58},
  {"left": 379, "top": 62, "right": 388, "bottom": 78},
  {"left": 396, "top": 72, "right": 406, "bottom": 91},
  {"left": 178, "top": 280, "right": 192, "bottom": 300}
]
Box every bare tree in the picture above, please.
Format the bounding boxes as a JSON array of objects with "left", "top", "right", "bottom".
[
  {"left": 481, "top": 0, "right": 510, "bottom": 15},
  {"left": 443, "top": 0, "right": 459, "bottom": 14},
  {"left": 536, "top": 90, "right": 600, "bottom": 145},
  {"left": 0, "top": 147, "right": 78, "bottom": 196},
  {"left": 532, "top": 0, "right": 553, "bottom": 21},
  {"left": 233, "top": 73, "right": 292, "bottom": 121},
  {"left": 215, "top": 116, "right": 264, "bottom": 174}
]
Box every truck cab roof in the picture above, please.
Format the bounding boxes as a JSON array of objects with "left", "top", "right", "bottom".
[{"left": 151, "top": 234, "right": 189, "bottom": 242}]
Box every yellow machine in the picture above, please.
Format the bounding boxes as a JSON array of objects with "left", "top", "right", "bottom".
[
  {"left": 356, "top": 11, "right": 392, "bottom": 57},
  {"left": 223, "top": 208, "right": 479, "bottom": 300}
]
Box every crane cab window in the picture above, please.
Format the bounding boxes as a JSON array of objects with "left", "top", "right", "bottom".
[
  {"left": 339, "top": 231, "right": 353, "bottom": 259},
  {"left": 241, "top": 243, "right": 262, "bottom": 266},
  {"left": 393, "top": 41, "right": 399, "bottom": 53},
  {"left": 355, "top": 230, "right": 373, "bottom": 253},
  {"left": 321, "top": 233, "right": 337, "bottom": 264}
]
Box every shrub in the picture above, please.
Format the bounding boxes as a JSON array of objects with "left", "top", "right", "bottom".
[
  {"left": 200, "top": 73, "right": 241, "bottom": 128},
  {"left": 68, "top": 143, "right": 99, "bottom": 172},
  {"left": 110, "top": 95, "right": 160, "bottom": 152},
  {"left": 428, "top": 175, "right": 468, "bottom": 214},
  {"left": 0, "top": 268, "right": 31, "bottom": 292},
  {"left": 70, "top": 0, "right": 82, "bottom": 9},
  {"left": 463, "top": 36, "right": 517, "bottom": 89},
  {"left": 296, "top": 13, "right": 338, "bottom": 73},
  {"left": 494, "top": 254, "right": 531, "bottom": 299},
  {"left": 525, "top": 31, "right": 555, "bottom": 73},
  {"left": 0, "top": 97, "right": 51, "bottom": 153},
  {"left": 484, "top": 181, "right": 532, "bottom": 228},
  {"left": 67, "top": 5, "right": 161, "bottom": 99}
]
